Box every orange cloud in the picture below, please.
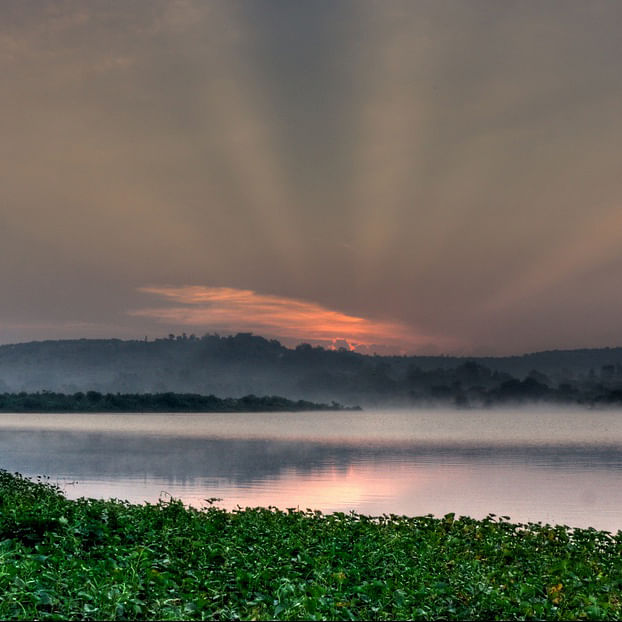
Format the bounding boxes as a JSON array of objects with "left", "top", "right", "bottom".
[{"left": 130, "top": 286, "right": 454, "bottom": 353}]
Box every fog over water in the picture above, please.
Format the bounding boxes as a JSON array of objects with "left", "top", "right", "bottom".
[{"left": 2, "top": 409, "right": 622, "bottom": 531}]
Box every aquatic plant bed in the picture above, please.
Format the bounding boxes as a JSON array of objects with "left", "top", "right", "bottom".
[{"left": 0, "top": 471, "right": 621, "bottom": 620}]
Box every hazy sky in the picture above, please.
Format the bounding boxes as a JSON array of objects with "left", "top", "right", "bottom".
[{"left": 2, "top": 0, "right": 622, "bottom": 355}]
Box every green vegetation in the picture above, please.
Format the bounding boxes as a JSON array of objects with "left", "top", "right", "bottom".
[
  {"left": 0, "top": 392, "right": 355, "bottom": 413},
  {"left": 1, "top": 471, "right": 621, "bottom": 620}
]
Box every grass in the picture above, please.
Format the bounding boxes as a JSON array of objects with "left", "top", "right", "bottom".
[{"left": 0, "top": 471, "right": 621, "bottom": 620}]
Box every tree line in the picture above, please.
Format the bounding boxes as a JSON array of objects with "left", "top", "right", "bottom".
[
  {"left": 2, "top": 334, "right": 622, "bottom": 406},
  {"left": 0, "top": 391, "right": 354, "bottom": 413}
]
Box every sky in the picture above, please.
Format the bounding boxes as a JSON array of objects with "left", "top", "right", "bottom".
[{"left": 2, "top": 0, "right": 622, "bottom": 355}]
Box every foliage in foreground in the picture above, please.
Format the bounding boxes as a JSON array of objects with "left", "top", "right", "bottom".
[{"left": 0, "top": 471, "right": 621, "bottom": 620}]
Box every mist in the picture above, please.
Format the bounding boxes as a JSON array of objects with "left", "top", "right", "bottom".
[{"left": 2, "top": 335, "right": 622, "bottom": 409}]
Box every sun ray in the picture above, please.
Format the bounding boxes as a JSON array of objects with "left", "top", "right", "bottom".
[
  {"left": 188, "top": 3, "right": 304, "bottom": 276},
  {"left": 484, "top": 206, "right": 622, "bottom": 313},
  {"left": 347, "top": 6, "right": 427, "bottom": 284}
]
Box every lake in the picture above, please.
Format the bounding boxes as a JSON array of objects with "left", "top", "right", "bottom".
[{"left": 2, "top": 409, "right": 622, "bottom": 531}]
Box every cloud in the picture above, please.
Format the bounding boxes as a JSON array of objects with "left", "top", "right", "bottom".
[{"left": 130, "top": 286, "right": 456, "bottom": 353}]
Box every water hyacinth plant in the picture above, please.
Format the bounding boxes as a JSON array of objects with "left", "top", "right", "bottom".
[{"left": 0, "top": 470, "right": 621, "bottom": 620}]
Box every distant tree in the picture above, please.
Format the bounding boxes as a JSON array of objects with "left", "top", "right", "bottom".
[
  {"left": 527, "top": 369, "right": 551, "bottom": 387},
  {"left": 601, "top": 365, "right": 615, "bottom": 381}
]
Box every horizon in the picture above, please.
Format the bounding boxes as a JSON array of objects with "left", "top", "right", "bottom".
[
  {"left": 2, "top": 331, "right": 622, "bottom": 361},
  {"left": 3, "top": 2, "right": 622, "bottom": 355}
]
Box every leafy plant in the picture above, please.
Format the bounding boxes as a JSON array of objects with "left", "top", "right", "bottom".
[{"left": 0, "top": 471, "right": 620, "bottom": 620}]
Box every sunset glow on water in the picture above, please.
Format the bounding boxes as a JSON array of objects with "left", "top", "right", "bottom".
[{"left": 2, "top": 410, "right": 622, "bottom": 532}]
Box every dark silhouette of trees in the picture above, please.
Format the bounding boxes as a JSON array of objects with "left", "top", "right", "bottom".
[
  {"left": 0, "top": 391, "right": 355, "bottom": 413},
  {"left": 1, "top": 334, "right": 622, "bottom": 408}
]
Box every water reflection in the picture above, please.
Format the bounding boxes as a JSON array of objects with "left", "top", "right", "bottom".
[{"left": 1, "top": 411, "right": 622, "bottom": 531}]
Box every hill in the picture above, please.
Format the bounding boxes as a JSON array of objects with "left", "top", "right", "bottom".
[{"left": 1, "top": 334, "right": 622, "bottom": 406}]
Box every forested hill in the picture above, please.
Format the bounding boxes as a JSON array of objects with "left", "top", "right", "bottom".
[{"left": 1, "top": 334, "right": 622, "bottom": 406}]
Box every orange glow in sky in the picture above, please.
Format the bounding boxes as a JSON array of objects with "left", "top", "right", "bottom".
[{"left": 130, "top": 285, "right": 456, "bottom": 352}]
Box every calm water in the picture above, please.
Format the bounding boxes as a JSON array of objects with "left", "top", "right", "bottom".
[{"left": 2, "top": 409, "right": 622, "bottom": 531}]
